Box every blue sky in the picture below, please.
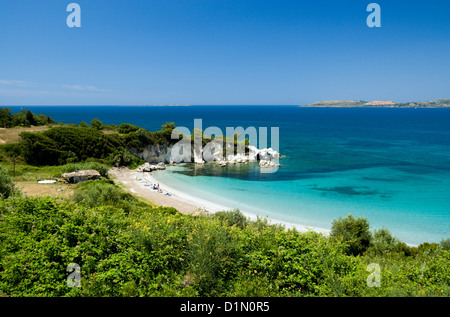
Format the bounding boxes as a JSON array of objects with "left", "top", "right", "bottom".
[{"left": 0, "top": 0, "right": 449, "bottom": 105}]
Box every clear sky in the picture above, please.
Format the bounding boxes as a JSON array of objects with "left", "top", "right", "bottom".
[{"left": 0, "top": 0, "right": 449, "bottom": 105}]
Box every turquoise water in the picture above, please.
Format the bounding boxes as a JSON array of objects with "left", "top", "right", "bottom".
[
  {"left": 12, "top": 106, "right": 450, "bottom": 245},
  {"left": 153, "top": 164, "right": 450, "bottom": 245}
]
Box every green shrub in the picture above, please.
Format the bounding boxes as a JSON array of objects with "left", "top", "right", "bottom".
[
  {"left": 72, "top": 181, "right": 123, "bottom": 207},
  {"left": 440, "top": 238, "right": 450, "bottom": 251},
  {"left": 368, "top": 227, "right": 401, "bottom": 255},
  {"left": 72, "top": 180, "right": 148, "bottom": 214},
  {"left": 211, "top": 209, "right": 248, "bottom": 229},
  {"left": 157, "top": 206, "right": 179, "bottom": 215},
  {"left": 0, "top": 166, "right": 15, "bottom": 198},
  {"left": 186, "top": 219, "right": 242, "bottom": 295},
  {"left": 330, "top": 214, "right": 372, "bottom": 256},
  {"left": 117, "top": 123, "right": 140, "bottom": 134},
  {"left": 417, "top": 242, "right": 440, "bottom": 256},
  {"left": 109, "top": 148, "right": 143, "bottom": 168},
  {"left": 90, "top": 118, "right": 103, "bottom": 130},
  {"left": 0, "top": 196, "right": 139, "bottom": 296},
  {"left": 1, "top": 189, "right": 449, "bottom": 297}
]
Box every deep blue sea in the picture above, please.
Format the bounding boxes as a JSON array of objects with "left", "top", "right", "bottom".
[{"left": 10, "top": 105, "right": 450, "bottom": 245}]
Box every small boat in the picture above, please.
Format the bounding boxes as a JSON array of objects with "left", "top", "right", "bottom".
[{"left": 37, "top": 180, "right": 57, "bottom": 184}]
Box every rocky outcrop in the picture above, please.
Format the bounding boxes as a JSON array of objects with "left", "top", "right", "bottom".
[
  {"left": 259, "top": 160, "right": 280, "bottom": 168},
  {"left": 137, "top": 162, "right": 166, "bottom": 172},
  {"left": 130, "top": 144, "right": 173, "bottom": 164},
  {"left": 132, "top": 143, "right": 281, "bottom": 170},
  {"left": 216, "top": 146, "right": 280, "bottom": 167},
  {"left": 250, "top": 146, "right": 280, "bottom": 161},
  {"left": 193, "top": 145, "right": 204, "bottom": 164}
]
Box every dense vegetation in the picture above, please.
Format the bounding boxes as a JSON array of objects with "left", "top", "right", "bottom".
[
  {"left": 7, "top": 119, "right": 249, "bottom": 167},
  {"left": 0, "top": 175, "right": 448, "bottom": 297},
  {"left": 19, "top": 127, "right": 120, "bottom": 166},
  {"left": 0, "top": 107, "right": 54, "bottom": 128},
  {"left": 0, "top": 107, "right": 251, "bottom": 170},
  {"left": 12, "top": 121, "right": 179, "bottom": 167}
]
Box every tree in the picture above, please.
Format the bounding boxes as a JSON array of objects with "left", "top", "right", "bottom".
[
  {"left": 0, "top": 107, "right": 12, "bottom": 128},
  {"left": 25, "top": 110, "right": 37, "bottom": 126},
  {"left": 161, "top": 122, "right": 176, "bottom": 131},
  {"left": 117, "top": 123, "right": 140, "bottom": 134},
  {"left": 0, "top": 166, "right": 15, "bottom": 199},
  {"left": 36, "top": 114, "right": 49, "bottom": 126},
  {"left": 368, "top": 227, "right": 401, "bottom": 255},
  {"left": 19, "top": 132, "right": 62, "bottom": 165},
  {"left": 12, "top": 111, "right": 28, "bottom": 126},
  {"left": 109, "top": 148, "right": 133, "bottom": 167},
  {"left": 213, "top": 209, "right": 248, "bottom": 229},
  {"left": 90, "top": 118, "right": 103, "bottom": 130},
  {"left": 1, "top": 108, "right": 52, "bottom": 127},
  {"left": 79, "top": 121, "right": 89, "bottom": 128},
  {"left": 330, "top": 214, "right": 372, "bottom": 256}
]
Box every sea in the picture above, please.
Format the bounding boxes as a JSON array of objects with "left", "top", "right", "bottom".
[{"left": 9, "top": 105, "right": 450, "bottom": 245}]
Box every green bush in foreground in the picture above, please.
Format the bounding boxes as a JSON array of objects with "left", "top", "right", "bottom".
[
  {"left": 331, "top": 214, "right": 372, "bottom": 256},
  {"left": 72, "top": 180, "right": 148, "bottom": 214},
  {"left": 210, "top": 209, "right": 249, "bottom": 229},
  {"left": 0, "top": 194, "right": 449, "bottom": 297}
]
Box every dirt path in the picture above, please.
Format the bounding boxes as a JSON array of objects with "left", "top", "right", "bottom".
[{"left": 108, "top": 167, "right": 201, "bottom": 215}]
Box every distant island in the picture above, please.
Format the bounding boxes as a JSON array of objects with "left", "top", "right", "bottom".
[{"left": 301, "top": 99, "right": 450, "bottom": 108}]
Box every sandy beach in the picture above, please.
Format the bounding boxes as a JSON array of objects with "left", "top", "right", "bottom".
[
  {"left": 108, "top": 167, "right": 204, "bottom": 215},
  {"left": 109, "top": 167, "right": 237, "bottom": 216},
  {"left": 109, "top": 167, "right": 330, "bottom": 235}
]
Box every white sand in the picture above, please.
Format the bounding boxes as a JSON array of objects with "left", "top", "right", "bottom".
[
  {"left": 109, "top": 167, "right": 330, "bottom": 235},
  {"left": 137, "top": 171, "right": 233, "bottom": 213}
]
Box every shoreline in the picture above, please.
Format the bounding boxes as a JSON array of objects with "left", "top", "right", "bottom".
[{"left": 109, "top": 167, "right": 331, "bottom": 236}]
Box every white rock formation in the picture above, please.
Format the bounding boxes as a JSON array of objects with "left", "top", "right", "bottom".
[
  {"left": 156, "top": 162, "right": 166, "bottom": 170},
  {"left": 132, "top": 143, "right": 280, "bottom": 170},
  {"left": 193, "top": 145, "right": 204, "bottom": 164},
  {"left": 131, "top": 144, "right": 173, "bottom": 164},
  {"left": 137, "top": 162, "right": 166, "bottom": 172},
  {"left": 259, "top": 160, "right": 280, "bottom": 168}
]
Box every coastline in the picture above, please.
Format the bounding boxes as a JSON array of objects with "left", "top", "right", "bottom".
[{"left": 109, "top": 167, "right": 331, "bottom": 236}]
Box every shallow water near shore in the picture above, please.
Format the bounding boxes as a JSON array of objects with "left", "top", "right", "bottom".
[
  {"left": 151, "top": 163, "right": 450, "bottom": 245},
  {"left": 16, "top": 105, "right": 450, "bottom": 245}
]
